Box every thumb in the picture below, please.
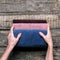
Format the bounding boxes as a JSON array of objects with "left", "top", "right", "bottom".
[
  {"left": 17, "top": 33, "right": 22, "bottom": 40},
  {"left": 39, "top": 32, "right": 46, "bottom": 39}
]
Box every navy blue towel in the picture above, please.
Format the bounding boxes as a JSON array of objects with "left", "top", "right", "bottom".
[{"left": 13, "top": 29, "right": 47, "bottom": 48}]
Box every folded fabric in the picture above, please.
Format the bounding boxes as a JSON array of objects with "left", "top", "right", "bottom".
[
  {"left": 13, "top": 23, "right": 47, "bottom": 30},
  {"left": 13, "top": 29, "right": 47, "bottom": 47},
  {"left": 13, "top": 20, "right": 48, "bottom": 48}
]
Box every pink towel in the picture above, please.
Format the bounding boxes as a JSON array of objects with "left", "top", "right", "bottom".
[{"left": 13, "top": 23, "right": 48, "bottom": 30}]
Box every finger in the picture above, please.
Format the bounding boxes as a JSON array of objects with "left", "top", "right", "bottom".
[
  {"left": 11, "top": 26, "right": 13, "bottom": 32},
  {"left": 16, "top": 33, "right": 22, "bottom": 40},
  {"left": 39, "top": 32, "right": 45, "bottom": 39},
  {"left": 10, "top": 26, "right": 15, "bottom": 34},
  {"left": 47, "top": 23, "right": 51, "bottom": 34}
]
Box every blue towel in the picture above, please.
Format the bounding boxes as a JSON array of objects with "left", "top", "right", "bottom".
[{"left": 13, "top": 29, "right": 47, "bottom": 47}]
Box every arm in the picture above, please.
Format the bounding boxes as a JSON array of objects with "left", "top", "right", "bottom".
[
  {"left": 0, "top": 26, "right": 21, "bottom": 60},
  {"left": 39, "top": 23, "right": 53, "bottom": 60},
  {"left": 46, "top": 44, "right": 53, "bottom": 60}
]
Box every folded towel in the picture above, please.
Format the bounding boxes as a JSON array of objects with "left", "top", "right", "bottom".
[
  {"left": 13, "top": 29, "right": 47, "bottom": 47},
  {"left": 13, "top": 23, "right": 47, "bottom": 30},
  {"left": 13, "top": 20, "right": 48, "bottom": 48}
]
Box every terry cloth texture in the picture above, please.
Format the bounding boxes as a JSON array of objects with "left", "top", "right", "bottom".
[{"left": 13, "top": 20, "right": 48, "bottom": 48}]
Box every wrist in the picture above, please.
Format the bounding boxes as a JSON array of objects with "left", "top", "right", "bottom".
[
  {"left": 7, "top": 45, "right": 14, "bottom": 51},
  {"left": 48, "top": 40, "right": 53, "bottom": 48},
  {"left": 48, "top": 44, "right": 53, "bottom": 49}
]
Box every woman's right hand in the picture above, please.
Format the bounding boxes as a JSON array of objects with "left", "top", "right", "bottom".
[{"left": 39, "top": 23, "right": 53, "bottom": 47}]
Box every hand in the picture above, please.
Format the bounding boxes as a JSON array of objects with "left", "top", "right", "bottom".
[
  {"left": 39, "top": 24, "right": 53, "bottom": 47},
  {"left": 0, "top": 26, "right": 21, "bottom": 60},
  {"left": 7, "top": 26, "right": 21, "bottom": 48}
]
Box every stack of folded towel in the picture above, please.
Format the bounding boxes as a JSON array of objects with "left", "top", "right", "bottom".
[{"left": 13, "top": 20, "right": 48, "bottom": 48}]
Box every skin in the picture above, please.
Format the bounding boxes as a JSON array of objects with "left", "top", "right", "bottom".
[
  {"left": 0, "top": 26, "right": 21, "bottom": 60},
  {"left": 39, "top": 24, "right": 53, "bottom": 60},
  {"left": 0, "top": 24, "right": 53, "bottom": 60}
]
